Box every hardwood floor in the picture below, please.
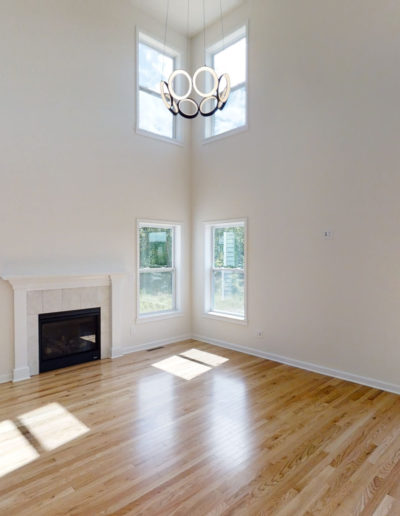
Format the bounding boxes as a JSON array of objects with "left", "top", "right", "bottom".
[{"left": 0, "top": 340, "right": 400, "bottom": 515}]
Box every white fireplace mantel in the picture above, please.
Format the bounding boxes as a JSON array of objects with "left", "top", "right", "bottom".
[{"left": 1, "top": 272, "right": 127, "bottom": 382}]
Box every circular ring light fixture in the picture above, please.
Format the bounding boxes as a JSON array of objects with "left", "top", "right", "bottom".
[
  {"left": 199, "top": 96, "right": 219, "bottom": 117},
  {"left": 159, "top": 0, "right": 232, "bottom": 119},
  {"left": 168, "top": 70, "right": 192, "bottom": 101},
  {"left": 160, "top": 81, "right": 172, "bottom": 109},
  {"left": 193, "top": 66, "right": 219, "bottom": 98},
  {"left": 160, "top": 71, "right": 231, "bottom": 119},
  {"left": 217, "top": 73, "right": 231, "bottom": 109},
  {"left": 160, "top": 80, "right": 179, "bottom": 115},
  {"left": 178, "top": 98, "right": 199, "bottom": 119}
]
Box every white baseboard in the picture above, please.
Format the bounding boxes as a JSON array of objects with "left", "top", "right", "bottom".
[
  {"left": 0, "top": 373, "right": 12, "bottom": 384},
  {"left": 2, "top": 333, "right": 398, "bottom": 397},
  {"left": 193, "top": 334, "right": 400, "bottom": 396},
  {"left": 13, "top": 366, "right": 31, "bottom": 383},
  {"left": 118, "top": 334, "right": 193, "bottom": 356}
]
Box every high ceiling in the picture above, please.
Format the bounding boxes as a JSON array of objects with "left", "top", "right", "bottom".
[{"left": 130, "top": 0, "right": 245, "bottom": 37}]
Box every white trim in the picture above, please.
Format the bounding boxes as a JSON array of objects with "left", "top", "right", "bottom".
[
  {"left": 207, "top": 24, "right": 248, "bottom": 55},
  {"left": 137, "top": 219, "right": 184, "bottom": 228},
  {"left": 13, "top": 366, "right": 30, "bottom": 383},
  {"left": 202, "top": 124, "right": 249, "bottom": 145},
  {"left": 204, "top": 218, "right": 247, "bottom": 321},
  {"left": 1, "top": 273, "right": 127, "bottom": 381},
  {"left": 136, "top": 219, "right": 183, "bottom": 321},
  {"left": 204, "top": 22, "right": 249, "bottom": 141},
  {"left": 0, "top": 273, "right": 125, "bottom": 291},
  {"left": 136, "top": 28, "right": 182, "bottom": 144},
  {"left": 4, "top": 333, "right": 399, "bottom": 396},
  {"left": 138, "top": 31, "right": 179, "bottom": 58},
  {"left": 203, "top": 312, "right": 247, "bottom": 325},
  {"left": 192, "top": 334, "right": 400, "bottom": 396},
  {"left": 0, "top": 373, "right": 12, "bottom": 384},
  {"left": 136, "top": 310, "right": 184, "bottom": 324},
  {"left": 117, "top": 334, "right": 192, "bottom": 356}
]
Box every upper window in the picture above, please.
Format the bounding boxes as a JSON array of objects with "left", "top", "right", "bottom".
[
  {"left": 137, "top": 221, "right": 181, "bottom": 319},
  {"left": 205, "top": 220, "right": 247, "bottom": 320},
  {"left": 206, "top": 26, "right": 247, "bottom": 139},
  {"left": 137, "top": 32, "right": 177, "bottom": 141}
]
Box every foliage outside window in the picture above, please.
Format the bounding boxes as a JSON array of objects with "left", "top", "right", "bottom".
[
  {"left": 209, "top": 221, "right": 246, "bottom": 318},
  {"left": 138, "top": 224, "right": 179, "bottom": 316}
]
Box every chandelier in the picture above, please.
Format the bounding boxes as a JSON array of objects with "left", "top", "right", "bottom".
[{"left": 160, "top": 0, "right": 231, "bottom": 120}]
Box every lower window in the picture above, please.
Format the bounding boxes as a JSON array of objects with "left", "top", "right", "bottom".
[
  {"left": 205, "top": 220, "right": 247, "bottom": 320},
  {"left": 138, "top": 221, "right": 181, "bottom": 318}
]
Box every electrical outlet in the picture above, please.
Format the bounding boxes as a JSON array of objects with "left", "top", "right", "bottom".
[
  {"left": 256, "top": 330, "right": 264, "bottom": 338},
  {"left": 323, "top": 230, "right": 334, "bottom": 240}
]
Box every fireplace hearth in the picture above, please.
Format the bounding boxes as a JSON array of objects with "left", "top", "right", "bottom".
[{"left": 39, "top": 308, "right": 101, "bottom": 373}]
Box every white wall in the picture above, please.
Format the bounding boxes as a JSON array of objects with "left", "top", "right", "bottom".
[
  {"left": 2, "top": 0, "right": 400, "bottom": 390},
  {"left": 0, "top": 0, "right": 192, "bottom": 379},
  {"left": 192, "top": 0, "right": 400, "bottom": 387}
]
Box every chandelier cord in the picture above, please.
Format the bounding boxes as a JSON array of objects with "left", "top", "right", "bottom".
[
  {"left": 161, "top": 0, "right": 170, "bottom": 81},
  {"left": 186, "top": 0, "right": 190, "bottom": 71},
  {"left": 202, "top": 0, "right": 206, "bottom": 65},
  {"left": 160, "top": 0, "right": 231, "bottom": 119},
  {"left": 219, "top": 0, "right": 225, "bottom": 50}
]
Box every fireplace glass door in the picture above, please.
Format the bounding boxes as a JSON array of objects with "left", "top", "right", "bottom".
[{"left": 39, "top": 308, "right": 101, "bottom": 372}]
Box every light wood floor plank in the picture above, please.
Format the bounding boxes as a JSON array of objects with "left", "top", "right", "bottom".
[{"left": 0, "top": 339, "right": 399, "bottom": 515}]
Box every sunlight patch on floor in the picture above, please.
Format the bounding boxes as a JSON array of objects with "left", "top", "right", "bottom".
[
  {"left": 18, "top": 402, "right": 89, "bottom": 452},
  {"left": 152, "top": 355, "right": 211, "bottom": 380},
  {"left": 0, "top": 420, "right": 39, "bottom": 477},
  {"left": 180, "top": 348, "right": 229, "bottom": 367}
]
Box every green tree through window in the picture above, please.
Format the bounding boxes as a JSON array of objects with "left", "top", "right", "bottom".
[
  {"left": 211, "top": 223, "right": 245, "bottom": 317},
  {"left": 138, "top": 225, "right": 177, "bottom": 316}
]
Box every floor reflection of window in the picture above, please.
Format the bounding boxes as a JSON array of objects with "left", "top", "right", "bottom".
[
  {"left": 208, "top": 376, "right": 251, "bottom": 467},
  {"left": 0, "top": 420, "right": 39, "bottom": 477},
  {"left": 180, "top": 348, "right": 229, "bottom": 367},
  {"left": 18, "top": 402, "right": 89, "bottom": 452},
  {"left": 136, "top": 374, "right": 176, "bottom": 463},
  {"left": 152, "top": 355, "right": 211, "bottom": 380},
  {"left": 152, "top": 349, "right": 229, "bottom": 381}
]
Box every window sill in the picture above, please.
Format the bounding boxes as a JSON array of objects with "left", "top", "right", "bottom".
[
  {"left": 203, "top": 123, "right": 248, "bottom": 145},
  {"left": 203, "top": 312, "right": 248, "bottom": 326},
  {"left": 136, "top": 127, "right": 184, "bottom": 147},
  {"left": 136, "top": 310, "right": 184, "bottom": 324}
]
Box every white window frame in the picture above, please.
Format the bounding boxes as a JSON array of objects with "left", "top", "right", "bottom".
[
  {"left": 137, "top": 220, "right": 183, "bottom": 322},
  {"left": 204, "top": 24, "right": 248, "bottom": 142},
  {"left": 204, "top": 219, "right": 248, "bottom": 324},
  {"left": 136, "top": 30, "right": 182, "bottom": 145}
]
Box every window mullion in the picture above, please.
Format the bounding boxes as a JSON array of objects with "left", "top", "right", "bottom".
[
  {"left": 140, "top": 267, "right": 175, "bottom": 273},
  {"left": 139, "top": 85, "right": 162, "bottom": 98},
  {"left": 212, "top": 267, "right": 244, "bottom": 272},
  {"left": 230, "top": 82, "right": 245, "bottom": 93}
]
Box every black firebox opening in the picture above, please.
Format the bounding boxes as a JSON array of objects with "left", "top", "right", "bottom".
[{"left": 39, "top": 307, "right": 101, "bottom": 373}]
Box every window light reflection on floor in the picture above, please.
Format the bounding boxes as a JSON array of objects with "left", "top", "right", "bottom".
[
  {"left": 180, "top": 348, "right": 229, "bottom": 367},
  {"left": 152, "top": 355, "right": 211, "bottom": 380},
  {"left": 0, "top": 420, "right": 40, "bottom": 477},
  {"left": 18, "top": 402, "right": 89, "bottom": 452},
  {"left": 152, "top": 349, "right": 229, "bottom": 380}
]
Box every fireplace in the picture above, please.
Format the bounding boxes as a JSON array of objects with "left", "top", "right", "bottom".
[{"left": 39, "top": 308, "right": 101, "bottom": 373}]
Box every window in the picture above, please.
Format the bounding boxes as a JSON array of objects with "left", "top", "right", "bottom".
[
  {"left": 137, "top": 32, "right": 177, "bottom": 140},
  {"left": 206, "top": 26, "right": 248, "bottom": 139},
  {"left": 137, "top": 221, "right": 181, "bottom": 319},
  {"left": 205, "top": 220, "right": 247, "bottom": 321}
]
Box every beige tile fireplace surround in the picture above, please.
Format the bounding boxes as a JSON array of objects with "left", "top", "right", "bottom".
[{"left": 0, "top": 274, "right": 125, "bottom": 382}]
